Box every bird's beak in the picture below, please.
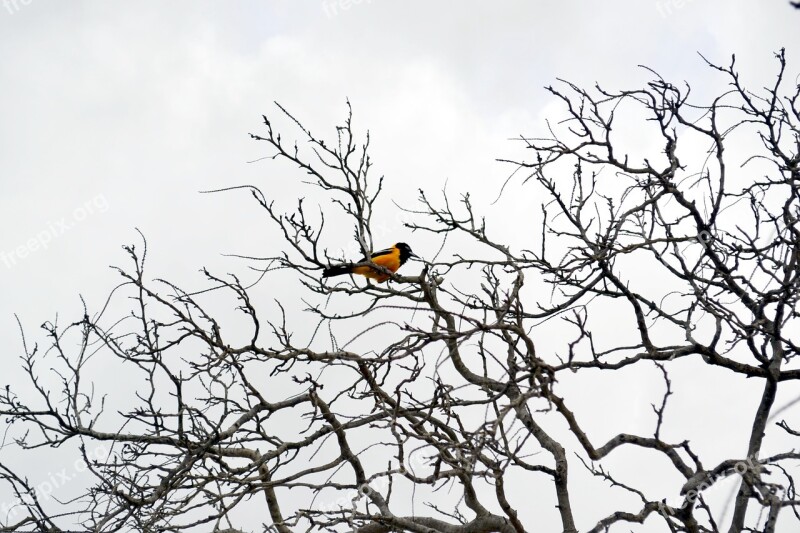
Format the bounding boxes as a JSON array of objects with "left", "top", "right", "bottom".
[{"left": 409, "top": 252, "right": 421, "bottom": 260}]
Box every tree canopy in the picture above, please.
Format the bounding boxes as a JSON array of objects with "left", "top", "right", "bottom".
[{"left": 2, "top": 51, "right": 800, "bottom": 533}]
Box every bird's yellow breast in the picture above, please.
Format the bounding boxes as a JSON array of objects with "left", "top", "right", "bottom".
[{"left": 352, "top": 250, "right": 401, "bottom": 281}]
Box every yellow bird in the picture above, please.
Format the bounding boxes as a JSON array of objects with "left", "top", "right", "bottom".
[{"left": 322, "top": 243, "right": 419, "bottom": 282}]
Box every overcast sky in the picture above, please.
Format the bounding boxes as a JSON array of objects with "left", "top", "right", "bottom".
[{"left": 1, "top": 1, "right": 799, "bottom": 531}]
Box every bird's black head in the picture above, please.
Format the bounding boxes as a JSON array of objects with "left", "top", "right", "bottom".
[{"left": 395, "top": 242, "right": 419, "bottom": 264}]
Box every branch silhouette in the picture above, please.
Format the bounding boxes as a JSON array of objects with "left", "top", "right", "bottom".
[{"left": 2, "top": 51, "right": 800, "bottom": 533}]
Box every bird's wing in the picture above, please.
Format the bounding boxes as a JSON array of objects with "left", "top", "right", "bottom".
[{"left": 358, "top": 247, "right": 393, "bottom": 262}]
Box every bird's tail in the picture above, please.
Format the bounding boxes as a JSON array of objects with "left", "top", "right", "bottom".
[{"left": 322, "top": 265, "right": 351, "bottom": 278}]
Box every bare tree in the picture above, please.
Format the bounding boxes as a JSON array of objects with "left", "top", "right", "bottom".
[{"left": 1, "top": 50, "right": 799, "bottom": 533}]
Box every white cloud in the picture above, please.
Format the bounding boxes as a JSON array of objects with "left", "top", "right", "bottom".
[{"left": 1, "top": 1, "right": 798, "bottom": 530}]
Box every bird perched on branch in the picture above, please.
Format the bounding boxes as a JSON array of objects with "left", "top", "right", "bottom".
[{"left": 322, "top": 242, "right": 419, "bottom": 282}]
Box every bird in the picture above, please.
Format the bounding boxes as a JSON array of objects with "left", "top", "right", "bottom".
[{"left": 322, "top": 242, "right": 419, "bottom": 282}]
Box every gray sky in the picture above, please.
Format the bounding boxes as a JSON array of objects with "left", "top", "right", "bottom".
[
  {"left": 1, "top": 0, "right": 797, "bottom": 326},
  {"left": 1, "top": 1, "right": 799, "bottom": 531}
]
